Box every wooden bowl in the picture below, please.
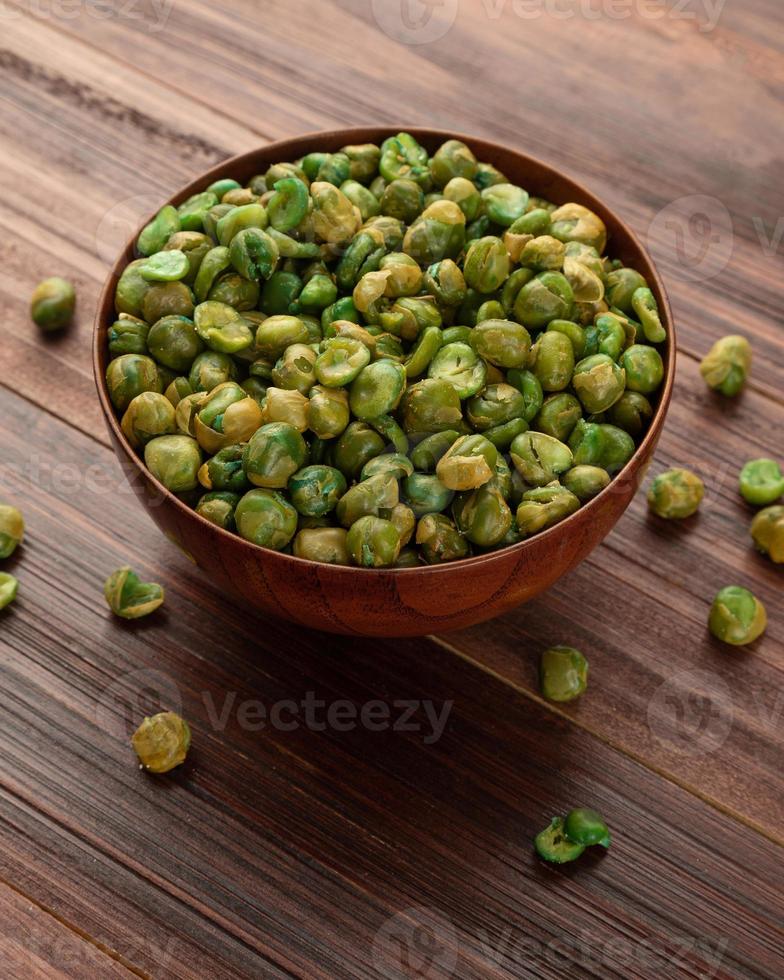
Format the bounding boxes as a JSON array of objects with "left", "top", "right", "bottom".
[{"left": 94, "top": 127, "right": 675, "bottom": 637}]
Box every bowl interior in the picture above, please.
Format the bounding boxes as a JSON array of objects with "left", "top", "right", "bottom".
[{"left": 94, "top": 127, "right": 675, "bottom": 575}]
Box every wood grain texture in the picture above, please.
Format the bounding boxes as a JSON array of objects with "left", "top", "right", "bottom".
[{"left": 0, "top": 0, "right": 782, "bottom": 975}]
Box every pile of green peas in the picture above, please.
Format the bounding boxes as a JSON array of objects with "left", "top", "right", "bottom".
[{"left": 106, "top": 133, "right": 667, "bottom": 568}]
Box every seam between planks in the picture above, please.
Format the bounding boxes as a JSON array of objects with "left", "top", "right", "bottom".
[
  {"left": 0, "top": 865, "right": 149, "bottom": 979},
  {"left": 428, "top": 634, "right": 784, "bottom": 850}
]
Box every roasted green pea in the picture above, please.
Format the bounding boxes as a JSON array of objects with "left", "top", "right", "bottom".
[
  {"left": 516, "top": 483, "right": 580, "bottom": 536},
  {"left": 260, "top": 387, "right": 309, "bottom": 431},
  {"left": 436, "top": 434, "right": 497, "bottom": 491},
  {"left": 466, "top": 384, "right": 526, "bottom": 432},
  {"left": 108, "top": 315, "right": 149, "bottom": 358},
  {"left": 137, "top": 205, "right": 180, "bottom": 256},
  {"left": 506, "top": 369, "right": 544, "bottom": 422},
  {"left": 332, "top": 422, "right": 386, "bottom": 480},
  {"left": 308, "top": 385, "right": 350, "bottom": 439},
  {"left": 427, "top": 342, "right": 487, "bottom": 399},
  {"left": 463, "top": 237, "right": 510, "bottom": 294},
  {"left": 30, "top": 277, "right": 76, "bottom": 331},
  {"left": 379, "top": 133, "right": 430, "bottom": 186},
  {"left": 572, "top": 354, "right": 626, "bottom": 413},
  {"left": 514, "top": 272, "right": 574, "bottom": 329},
  {"left": 549, "top": 203, "right": 606, "bottom": 252},
  {"left": 379, "top": 253, "right": 423, "bottom": 298},
  {"left": 402, "top": 473, "right": 454, "bottom": 518},
  {"left": 608, "top": 391, "right": 653, "bottom": 436},
  {"left": 242, "top": 422, "right": 306, "bottom": 489},
  {"left": 178, "top": 191, "right": 219, "bottom": 231},
  {"left": 648, "top": 468, "right": 704, "bottom": 519},
  {"left": 295, "top": 273, "right": 338, "bottom": 313},
  {"left": 424, "top": 259, "right": 467, "bottom": 308},
  {"left": 709, "top": 586, "right": 767, "bottom": 646},
  {"left": 408, "top": 430, "right": 459, "bottom": 473},
  {"left": 481, "top": 183, "right": 529, "bottom": 227},
  {"left": 349, "top": 360, "right": 407, "bottom": 419},
  {"left": 569, "top": 421, "right": 634, "bottom": 474},
  {"left": 700, "top": 335, "right": 752, "bottom": 397},
  {"left": 453, "top": 485, "right": 512, "bottom": 547},
  {"left": 361, "top": 453, "right": 414, "bottom": 482},
  {"left": 144, "top": 434, "right": 202, "bottom": 492},
  {"left": 235, "top": 488, "right": 298, "bottom": 550},
  {"left": 315, "top": 336, "right": 372, "bottom": 388},
  {"left": 146, "top": 315, "right": 202, "bottom": 370},
  {"left": 751, "top": 506, "right": 784, "bottom": 563},
  {"left": 403, "top": 201, "right": 466, "bottom": 265},
  {"left": 193, "top": 246, "right": 231, "bottom": 302},
  {"left": 443, "top": 177, "right": 482, "bottom": 222},
  {"left": 0, "top": 504, "right": 24, "bottom": 559},
  {"left": 346, "top": 515, "right": 401, "bottom": 568},
  {"left": 191, "top": 301, "right": 253, "bottom": 354},
  {"left": 531, "top": 331, "right": 575, "bottom": 392},
  {"left": 606, "top": 267, "right": 646, "bottom": 312},
  {"left": 207, "top": 272, "right": 259, "bottom": 311},
  {"left": 311, "top": 182, "right": 361, "bottom": 245},
  {"left": 511, "top": 431, "right": 573, "bottom": 487},
  {"left": 341, "top": 143, "right": 381, "bottom": 183},
  {"left": 269, "top": 343, "right": 316, "bottom": 395},
  {"left": 621, "top": 344, "right": 664, "bottom": 394},
  {"left": 562, "top": 465, "right": 610, "bottom": 501},
  {"left": 194, "top": 383, "right": 263, "bottom": 453},
  {"left": 535, "top": 393, "right": 583, "bottom": 442},
  {"left": 416, "top": 513, "right": 470, "bottom": 564},
  {"left": 288, "top": 465, "right": 347, "bottom": 517},
  {"left": 208, "top": 177, "right": 242, "bottom": 198},
  {"left": 336, "top": 474, "right": 399, "bottom": 527},
  {"left": 540, "top": 645, "right": 588, "bottom": 702},
  {"left": 267, "top": 177, "right": 310, "bottom": 232},
  {"left": 198, "top": 444, "right": 250, "bottom": 493},
  {"left": 196, "top": 491, "right": 240, "bottom": 530},
  {"left": 141, "top": 281, "right": 194, "bottom": 323},
  {"left": 739, "top": 459, "right": 784, "bottom": 506},
  {"left": 293, "top": 527, "right": 351, "bottom": 565},
  {"left": 131, "top": 711, "right": 190, "bottom": 774},
  {"left": 121, "top": 391, "right": 176, "bottom": 448},
  {"left": 563, "top": 808, "right": 611, "bottom": 848},
  {"left": 188, "top": 350, "right": 237, "bottom": 392},
  {"left": 401, "top": 378, "right": 464, "bottom": 434},
  {"left": 519, "top": 235, "right": 565, "bottom": 272},
  {"left": 631, "top": 287, "right": 665, "bottom": 343},
  {"left": 106, "top": 354, "right": 161, "bottom": 412},
  {"left": 141, "top": 250, "right": 189, "bottom": 283},
  {"left": 380, "top": 178, "right": 424, "bottom": 224},
  {"left": 0, "top": 572, "right": 18, "bottom": 610},
  {"left": 534, "top": 817, "right": 586, "bottom": 865},
  {"left": 228, "top": 228, "right": 279, "bottom": 281},
  {"left": 403, "top": 325, "right": 443, "bottom": 378}
]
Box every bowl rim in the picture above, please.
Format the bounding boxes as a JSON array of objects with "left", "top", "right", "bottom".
[{"left": 93, "top": 126, "right": 675, "bottom": 575}]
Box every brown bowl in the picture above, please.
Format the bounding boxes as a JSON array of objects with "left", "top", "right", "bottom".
[{"left": 94, "top": 127, "right": 675, "bottom": 637}]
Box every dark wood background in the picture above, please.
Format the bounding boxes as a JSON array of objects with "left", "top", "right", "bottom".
[{"left": 0, "top": 1, "right": 782, "bottom": 977}]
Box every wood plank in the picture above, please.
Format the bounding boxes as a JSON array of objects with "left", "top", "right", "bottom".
[
  {"left": 0, "top": 384, "right": 782, "bottom": 979},
  {"left": 0, "top": 877, "right": 136, "bottom": 978}
]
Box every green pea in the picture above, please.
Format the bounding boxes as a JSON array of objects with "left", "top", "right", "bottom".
[
  {"left": 409, "top": 431, "right": 460, "bottom": 473},
  {"left": 192, "top": 301, "right": 253, "bottom": 354},
  {"left": 0, "top": 504, "right": 24, "bottom": 559},
  {"left": 427, "top": 342, "right": 487, "bottom": 399},
  {"left": 453, "top": 486, "right": 512, "bottom": 547},
  {"left": 137, "top": 205, "right": 180, "bottom": 256},
  {"left": 532, "top": 331, "right": 575, "bottom": 392},
  {"left": 146, "top": 315, "right": 202, "bottom": 371},
  {"left": 141, "top": 250, "right": 190, "bottom": 282},
  {"left": 229, "top": 227, "right": 279, "bottom": 281},
  {"left": 331, "top": 422, "right": 386, "bottom": 480},
  {"left": 106, "top": 354, "right": 161, "bottom": 412},
  {"left": 608, "top": 391, "right": 653, "bottom": 436},
  {"left": 506, "top": 369, "right": 544, "bottom": 422},
  {"left": 480, "top": 183, "right": 529, "bottom": 227},
  {"left": 424, "top": 259, "right": 467, "bottom": 309},
  {"left": 361, "top": 453, "right": 414, "bottom": 482},
  {"left": 196, "top": 491, "right": 240, "bottom": 530},
  {"left": 336, "top": 474, "right": 399, "bottom": 527},
  {"left": 520, "top": 235, "right": 565, "bottom": 272},
  {"left": 266, "top": 227, "right": 321, "bottom": 260},
  {"left": 468, "top": 319, "right": 531, "bottom": 370},
  {"left": 188, "top": 350, "right": 237, "bottom": 392},
  {"left": 293, "top": 527, "right": 351, "bottom": 565},
  {"left": 267, "top": 177, "right": 310, "bottom": 232},
  {"left": 295, "top": 273, "right": 338, "bottom": 313},
  {"left": 534, "top": 817, "right": 586, "bottom": 865},
  {"left": 511, "top": 431, "right": 573, "bottom": 486},
  {"left": 402, "top": 473, "right": 455, "bottom": 518},
  {"left": 750, "top": 506, "right": 784, "bottom": 563},
  {"left": 216, "top": 203, "right": 268, "bottom": 246},
  {"left": 308, "top": 385, "right": 350, "bottom": 439},
  {"left": 346, "top": 515, "right": 401, "bottom": 568},
  {"left": 341, "top": 180, "right": 381, "bottom": 221},
  {"left": 429, "top": 139, "right": 478, "bottom": 187},
  {"left": 193, "top": 246, "right": 231, "bottom": 303},
  {"left": 443, "top": 177, "right": 482, "bottom": 222},
  {"left": 289, "top": 465, "right": 347, "bottom": 517},
  {"left": 700, "top": 335, "right": 752, "bottom": 397},
  {"left": 403, "top": 201, "right": 466, "bottom": 265},
  {"left": 177, "top": 191, "right": 219, "bottom": 231},
  {"left": 564, "top": 808, "right": 611, "bottom": 848},
  {"left": 243, "top": 422, "right": 307, "bottom": 489},
  {"left": 199, "top": 444, "right": 250, "bottom": 494},
  {"left": 207, "top": 178, "right": 242, "bottom": 199},
  {"left": 534, "top": 393, "right": 583, "bottom": 442},
  {"left": 271, "top": 343, "right": 317, "bottom": 395},
  {"left": 115, "top": 260, "right": 152, "bottom": 317},
  {"left": 606, "top": 267, "right": 647, "bottom": 312},
  {"left": 379, "top": 133, "right": 430, "bottom": 186},
  {"left": 466, "top": 384, "right": 526, "bottom": 431},
  {"left": 30, "top": 277, "right": 76, "bottom": 331},
  {"left": 0, "top": 572, "right": 18, "bottom": 611},
  {"left": 416, "top": 513, "right": 470, "bottom": 564},
  {"left": 516, "top": 484, "right": 580, "bottom": 537},
  {"left": 631, "top": 287, "right": 666, "bottom": 344},
  {"left": 121, "top": 391, "right": 176, "bottom": 448},
  {"left": 549, "top": 203, "right": 607, "bottom": 252},
  {"left": 437, "top": 434, "right": 497, "bottom": 491},
  {"left": 141, "top": 281, "right": 194, "bottom": 323},
  {"left": 540, "top": 645, "right": 588, "bottom": 702},
  {"left": 235, "top": 489, "right": 298, "bottom": 551},
  {"left": 484, "top": 418, "right": 529, "bottom": 451},
  {"left": 108, "top": 316, "right": 148, "bottom": 358},
  {"left": 572, "top": 354, "right": 626, "bottom": 414},
  {"left": 562, "top": 465, "right": 610, "bottom": 502},
  {"left": 381, "top": 179, "right": 425, "bottom": 224},
  {"left": 144, "top": 434, "right": 202, "bottom": 492},
  {"left": 463, "top": 237, "right": 510, "bottom": 294},
  {"left": 349, "top": 360, "right": 407, "bottom": 419},
  {"left": 621, "top": 344, "right": 664, "bottom": 394},
  {"left": 738, "top": 459, "right": 784, "bottom": 507},
  {"left": 366, "top": 414, "right": 409, "bottom": 455},
  {"left": 648, "top": 468, "right": 704, "bottom": 519},
  {"left": 709, "top": 586, "right": 767, "bottom": 646},
  {"left": 401, "top": 378, "right": 464, "bottom": 434},
  {"left": 341, "top": 142, "right": 381, "bottom": 183},
  {"left": 208, "top": 273, "right": 259, "bottom": 311},
  {"left": 514, "top": 272, "right": 574, "bottom": 330},
  {"left": 569, "top": 420, "right": 634, "bottom": 474},
  {"left": 402, "top": 325, "right": 443, "bottom": 378},
  {"left": 316, "top": 336, "right": 372, "bottom": 388},
  {"left": 256, "top": 315, "right": 311, "bottom": 360}
]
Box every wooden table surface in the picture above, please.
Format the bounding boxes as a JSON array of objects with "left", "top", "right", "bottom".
[{"left": 1, "top": 1, "right": 782, "bottom": 977}]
